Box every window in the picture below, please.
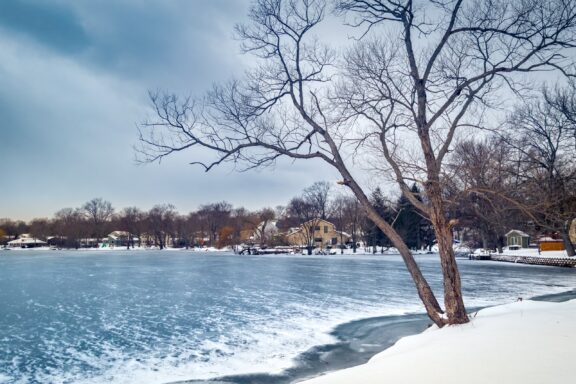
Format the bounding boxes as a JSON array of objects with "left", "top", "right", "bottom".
[
  {"left": 324, "top": 226, "right": 328, "bottom": 233},
  {"left": 314, "top": 226, "right": 320, "bottom": 231}
]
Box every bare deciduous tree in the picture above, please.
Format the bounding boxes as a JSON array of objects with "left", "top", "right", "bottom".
[
  {"left": 448, "top": 137, "right": 521, "bottom": 252},
  {"left": 505, "top": 88, "right": 576, "bottom": 256},
  {"left": 287, "top": 196, "right": 323, "bottom": 254},
  {"left": 119, "top": 207, "right": 144, "bottom": 249},
  {"left": 138, "top": 0, "right": 576, "bottom": 326},
  {"left": 147, "top": 204, "right": 176, "bottom": 249},
  {"left": 196, "top": 202, "right": 233, "bottom": 247},
  {"left": 304, "top": 181, "right": 332, "bottom": 220},
  {"left": 82, "top": 198, "right": 114, "bottom": 240},
  {"left": 252, "top": 207, "right": 277, "bottom": 246}
]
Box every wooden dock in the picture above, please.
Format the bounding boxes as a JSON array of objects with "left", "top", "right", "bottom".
[{"left": 472, "top": 253, "right": 576, "bottom": 268}]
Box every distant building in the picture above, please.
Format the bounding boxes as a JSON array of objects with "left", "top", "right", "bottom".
[
  {"left": 286, "top": 219, "right": 350, "bottom": 248},
  {"left": 505, "top": 230, "right": 530, "bottom": 249},
  {"left": 104, "top": 231, "right": 139, "bottom": 247},
  {"left": 538, "top": 236, "right": 565, "bottom": 252},
  {"left": 7, "top": 234, "right": 48, "bottom": 249}
]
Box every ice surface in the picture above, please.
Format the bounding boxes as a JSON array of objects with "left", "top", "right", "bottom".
[{"left": 0, "top": 251, "right": 574, "bottom": 384}]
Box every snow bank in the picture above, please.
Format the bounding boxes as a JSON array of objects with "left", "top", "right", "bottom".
[
  {"left": 500, "top": 248, "right": 570, "bottom": 258},
  {"left": 298, "top": 299, "right": 576, "bottom": 384}
]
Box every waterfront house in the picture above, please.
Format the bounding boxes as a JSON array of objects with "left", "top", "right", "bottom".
[
  {"left": 104, "top": 231, "right": 140, "bottom": 247},
  {"left": 7, "top": 234, "right": 48, "bottom": 248},
  {"left": 505, "top": 230, "right": 530, "bottom": 249},
  {"left": 286, "top": 219, "right": 350, "bottom": 248}
]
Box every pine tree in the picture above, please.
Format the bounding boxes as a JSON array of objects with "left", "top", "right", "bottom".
[
  {"left": 394, "top": 184, "right": 424, "bottom": 250},
  {"left": 364, "top": 188, "right": 393, "bottom": 249}
]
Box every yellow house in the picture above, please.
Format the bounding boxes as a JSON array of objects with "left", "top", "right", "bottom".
[
  {"left": 570, "top": 218, "right": 576, "bottom": 244},
  {"left": 286, "top": 219, "right": 349, "bottom": 248}
]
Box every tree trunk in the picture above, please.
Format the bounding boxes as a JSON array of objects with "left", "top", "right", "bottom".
[
  {"left": 366, "top": 209, "right": 447, "bottom": 327},
  {"left": 427, "top": 193, "right": 469, "bottom": 325},
  {"left": 562, "top": 220, "right": 575, "bottom": 257},
  {"left": 416, "top": 111, "right": 469, "bottom": 324}
]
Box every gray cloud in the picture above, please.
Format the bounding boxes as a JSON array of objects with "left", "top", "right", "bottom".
[
  {"left": 0, "top": 0, "right": 90, "bottom": 54},
  {"left": 0, "top": 0, "right": 337, "bottom": 221}
]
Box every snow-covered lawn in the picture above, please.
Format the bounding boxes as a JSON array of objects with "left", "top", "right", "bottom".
[{"left": 499, "top": 248, "right": 570, "bottom": 259}]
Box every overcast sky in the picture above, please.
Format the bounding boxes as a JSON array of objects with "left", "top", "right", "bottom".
[{"left": 0, "top": 0, "right": 342, "bottom": 221}]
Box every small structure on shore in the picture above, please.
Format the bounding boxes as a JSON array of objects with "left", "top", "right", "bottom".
[
  {"left": 538, "top": 236, "right": 565, "bottom": 252},
  {"left": 7, "top": 234, "right": 48, "bottom": 249},
  {"left": 505, "top": 230, "right": 530, "bottom": 249}
]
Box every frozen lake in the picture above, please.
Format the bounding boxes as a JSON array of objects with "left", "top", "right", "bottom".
[{"left": 0, "top": 250, "right": 574, "bottom": 383}]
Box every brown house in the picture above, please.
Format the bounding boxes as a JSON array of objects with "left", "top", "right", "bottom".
[{"left": 286, "top": 219, "right": 350, "bottom": 248}]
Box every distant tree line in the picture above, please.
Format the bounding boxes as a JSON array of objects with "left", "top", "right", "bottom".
[{"left": 1, "top": 182, "right": 432, "bottom": 251}]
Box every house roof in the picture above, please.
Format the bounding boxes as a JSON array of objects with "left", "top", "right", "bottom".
[
  {"left": 302, "top": 218, "right": 336, "bottom": 227},
  {"left": 286, "top": 219, "right": 337, "bottom": 235},
  {"left": 108, "top": 231, "right": 130, "bottom": 239},
  {"left": 7, "top": 237, "right": 47, "bottom": 245},
  {"left": 505, "top": 230, "right": 530, "bottom": 237},
  {"left": 538, "top": 236, "right": 562, "bottom": 242}
]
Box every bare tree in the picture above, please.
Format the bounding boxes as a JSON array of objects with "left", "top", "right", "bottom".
[
  {"left": 54, "top": 208, "right": 85, "bottom": 248},
  {"left": 304, "top": 181, "right": 332, "bottom": 220},
  {"left": 147, "top": 204, "right": 176, "bottom": 249},
  {"left": 545, "top": 81, "right": 576, "bottom": 151},
  {"left": 82, "top": 198, "right": 114, "bottom": 241},
  {"left": 138, "top": 0, "right": 576, "bottom": 326},
  {"left": 252, "top": 207, "right": 277, "bottom": 246},
  {"left": 448, "top": 136, "right": 522, "bottom": 252},
  {"left": 331, "top": 195, "right": 349, "bottom": 253},
  {"left": 287, "top": 196, "right": 323, "bottom": 254},
  {"left": 29, "top": 218, "right": 50, "bottom": 243},
  {"left": 119, "top": 207, "right": 144, "bottom": 249},
  {"left": 504, "top": 89, "right": 576, "bottom": 256},
  {"left": 0, "top": 219, "right": 26, "bottom": 241},
  {"left": 196, "top": 202, "right": 233, "bottom": 247}
]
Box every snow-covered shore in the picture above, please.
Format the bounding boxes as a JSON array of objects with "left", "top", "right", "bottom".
[{"left": 297, "top": 299, "right": 576, "bottom": 384}]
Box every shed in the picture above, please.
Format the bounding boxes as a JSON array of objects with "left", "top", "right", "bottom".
[
  {"left": 538, "top": 237, "right": 565, "bottom": 252},
  {"left": 505, "top": 230, "right": 530, "bottom": 249}
]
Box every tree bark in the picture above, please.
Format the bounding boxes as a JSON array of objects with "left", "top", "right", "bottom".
[
  {"left": 370, "top": 210, "right": 447, "bottom": 327},
  {"left": 347, "top": 179, "right": 447, "bottom": 327},
  {"left": 562, "top": 220, "right": 575, "bottom": 257},
  {"left": 427, "top": 188, "right": 469, "bottom": 325}
]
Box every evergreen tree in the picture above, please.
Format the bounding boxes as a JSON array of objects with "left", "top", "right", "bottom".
[
  {"left": 394, "top": 184, "right": 424, "bottom": 250},
  {"left": 364, "top": 188, "right": 393, "bottom": 249}
]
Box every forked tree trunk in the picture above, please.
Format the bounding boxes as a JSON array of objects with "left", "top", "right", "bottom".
[
  {"left": 334, "top": 167, "right": 449, "bottom": 327},
  {"left": 427, "top": 191, "right": 469, "bottom": 325},
  {"left": 360, "top": 200, "right": 447, "bottom": 327}
]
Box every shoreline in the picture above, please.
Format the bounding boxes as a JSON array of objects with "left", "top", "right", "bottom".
[
  {"left": 296, "top": 294, "right": 576, "bottom": 384},
  {"left": 176, "top": 290, "right": 576, "bottom": 384}
]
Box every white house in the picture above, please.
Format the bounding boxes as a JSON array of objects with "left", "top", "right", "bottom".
[{"left": 7, "top": 234, "right": 48, "bottom": 249}]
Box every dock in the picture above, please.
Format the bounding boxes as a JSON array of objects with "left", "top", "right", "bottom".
[{"left": 469, "top": 253, "right": 576, "bottom": 267}]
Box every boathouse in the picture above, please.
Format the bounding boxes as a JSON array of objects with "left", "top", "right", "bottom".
[{"left": 505, "top": 230, "right": 530, "bottom": 249}]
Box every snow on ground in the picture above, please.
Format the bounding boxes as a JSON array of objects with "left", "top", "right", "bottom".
[
  {"left": 499, "top": 248, "right": 570, "bottom": 258},
  {"left": 298, "top": 299, "right": 576, "bottom": 384}
]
